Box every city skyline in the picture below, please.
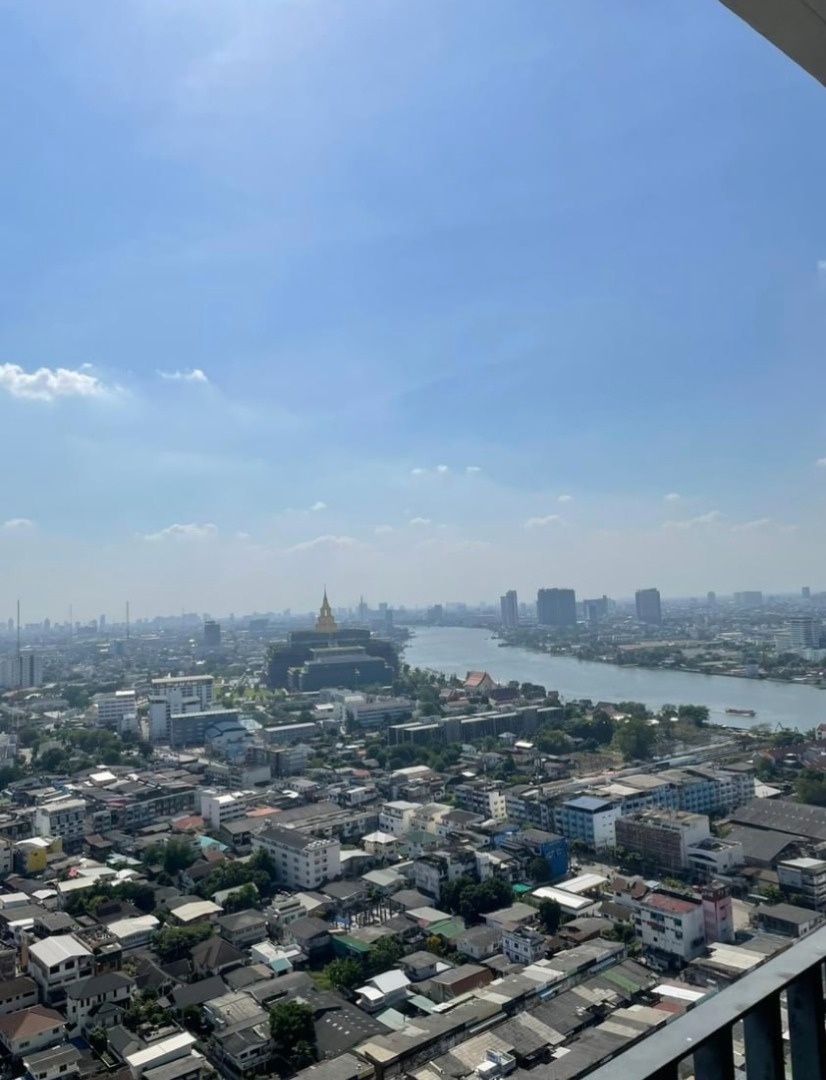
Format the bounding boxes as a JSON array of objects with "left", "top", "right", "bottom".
[{"left": 3, "top": 3, "right": 826, "bottom": 613}]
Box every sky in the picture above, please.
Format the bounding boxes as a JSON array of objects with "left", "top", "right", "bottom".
[{"left": 2, "top": 0, "right": 826, "bottom": 619}]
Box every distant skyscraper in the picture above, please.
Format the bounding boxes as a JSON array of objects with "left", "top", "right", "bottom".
[
  {"left": 707, "top": 591, "right": 717, "bottom": 605},
  {"left": 204, "top": 620, "right": 222, "bottom": 648},
  {"left": 582, "top": 596, "right": 609, "bottom": 623},
  {"left": 635, "top": 588, "right": 662, "bottom": 625},
  {"left": 735, "top": 591, "right": 763, "bottom": 609},
  {"left": 99, "top": 614, "right": 106, "bottom": 630},
  {"left": 802, "top": 586, "right": 812, "bottom": 600},
  {"left": 500, "top": 590, "right": 519, "bottom": 628},
  {"left": 789, "top": 616, "right": 818, "bottom": 650},
  {"left": 537, "top": 588, "right": 577, "bottom": 628}
]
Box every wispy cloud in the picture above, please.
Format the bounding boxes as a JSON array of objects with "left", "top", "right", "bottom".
[
  {"left": 436, "top": 464, "right": 449, "bottom": 473},
  {"left": 409, "top": 516, "right": 432, "bottom": 527},
  {"left": 310, "top": 501, "right": 327, "bottom": 512},
  {"left": 663, "top": 510, "right": 724, "bottom": 530},
  {"left": 664, "top": 492, "right": 682, "bottom": 502},
  {"left": 465, "top": 466, "right": 482, "bottom": 474},
  {"left": 144, "top": 522, "right": 218, "bottom": 541},
  {"left": 557, "top": 494, "right": 573, "bottom": 504},
  {"left": 817, "top": 459, "right": 826, "bottom": 469},
  {"left": 730, "top": 518, "right": 773, "bottom": 532},
  {"left": 410, "top": 467, "right": 426, "bottom": 476},
  {"left": 288, "top": 534, "right": 360, "bottom": 552},
  {"left": 1, "top": 518, "right": 34, "bottom": 531},
  {"left": 374, "top": 525, "right": 394, "bottom": 535},
  {"left": 158, "top": 368, "right": 209, "bottom": 384},
  {"left": 0, "top": 363, "right": 111, "bottom": 402},
  {"left": 524, "top": 514, "right": 565, "bottom": 528}
]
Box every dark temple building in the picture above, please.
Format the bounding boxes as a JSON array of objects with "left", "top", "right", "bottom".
[{"left": 266, "top": 591, "right": 397, "bottom": 690}]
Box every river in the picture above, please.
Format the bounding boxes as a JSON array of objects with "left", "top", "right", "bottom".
[{"left": 402, "top": 627, "right": 826, "bottom": 732}]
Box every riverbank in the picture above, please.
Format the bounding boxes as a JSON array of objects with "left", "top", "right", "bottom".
[
  {"left": 402, "top": 626, "right": 825, "bottom": 731},
  {"left": 497, "top": 639, "right": 823, "bottom": 689}
]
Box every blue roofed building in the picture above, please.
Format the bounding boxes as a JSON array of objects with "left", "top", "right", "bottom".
[{"left": 554, "top": 796, "right": 621, "bottom": 851}]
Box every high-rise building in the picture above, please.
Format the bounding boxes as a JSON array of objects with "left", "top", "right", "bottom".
[
  {"left": 734, "top": 591, "right": 763, "bottom": 608},
  {"left": 803, "top": 586, "right": 812, "bottom": 600},
  {"left": 789, "top": 616, "right": 818, "bottom": 650},
  {"left": 582, "top": 596, "right": 609, "bottom": 623},
  {"left": 0, "top": 651, "right": 43, "bottom": 689},
  {"left": 635, "top": 587, "right": 662, "bottom": 625},
  {"left": 500, "top": 590, "right": 519, "bottom": 628},
  {"left": 203, "top": 620, "right": 222, "bottom": 648},
  {"left": 707, "top": 591, "right": 717, "bottom": 605},
  {"left": 536, "top": 588, "right": 577, "bottom": 628}
]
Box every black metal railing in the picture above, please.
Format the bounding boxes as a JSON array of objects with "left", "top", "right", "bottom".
[{"left": 578, "top": 923, "right": 826, "bottom": 1079}]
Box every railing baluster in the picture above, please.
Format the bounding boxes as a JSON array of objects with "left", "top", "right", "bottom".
[
  {"left": 743, "top": 991, "right": 785, "bottom": 1080},
  {"left": 693, "top": 1027, "right": 734, "bottom": 1080},
  {"left": 787, "top": 963, "right": 826, "bottom": 1080}
]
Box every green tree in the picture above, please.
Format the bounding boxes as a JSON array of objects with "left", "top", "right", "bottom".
[
  {"left": 612, "top": 718, "right": 657, "bottom": 760},
  {"left": 162, "top": 838, "right": 197, "bottom": 875},
  {"left": 153, "top": 923, "right": 213, "bottom": 961},
  {"left": 325, "top": 958, "right": 364, "bottom": 990},
  {"left": 527, "top": 857, "right": 549, "bottom": 885},
  {"left": 762, "top": 885, "right": 783, "bottom": 905},
  {"left": 795, "top": 769, "right": 826, "bottom": 807},
  {"left": 270, "top": 1001, "right": 317, "bottom": 1068},
  {"left": 368, "top": 935, "right": 406, "bottom": 973},
  {"left": 677, "top": 704, "right": 709, "bottom": 727},
  {"left": 222, "top": 882, "right": 259, "bottom": 913},
  {"left": 537, "top": 898, "right": 562, "bottom": 935}
]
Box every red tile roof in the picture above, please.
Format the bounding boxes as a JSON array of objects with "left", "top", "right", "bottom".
[
  {"left": 0, "top": 1006, "right": 63, "bottom": 1039},
  {"left": 644, "top": 892, "right": 698, "bottom": 916}
]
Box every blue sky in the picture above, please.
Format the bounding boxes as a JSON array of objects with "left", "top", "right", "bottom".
[{"left": 1, "top": 0, "right": 825, "bottom": 618}]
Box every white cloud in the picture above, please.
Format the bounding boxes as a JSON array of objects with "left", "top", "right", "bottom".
[
  {"left": 663, "top": 510, "right": 724, "bottom": 530},
  {"left": 436, "top": 464, "right": 449, "bottom": 473},
  {"left": 465, "top": 466, "right": 482, "bottom": 474},
  {"left": 409, "top": 517, "right": 432, "bottom": 527},
  {"left": 0, "top": 363, "right": 110, "bottom": 402},
  {"left": 144, "top": 522, "right": 218, "bottom": 541},
  {"left": 730, "top": 518, "right": 773, "bottom": 532},
  {"left": 158, "top": 368, "right": 209, "bottom": 384},
  {"left": 410, "top": 467, "right": 426, "bottom": 476},
  {"left": 288, "top": 534, "right": 360, "bottom": 552},
  {"left": 235, "top": 531, "right": 251, "bottom": 541},
  {"left": 664, "top": 492, "right": 682, "bottom": 502},
  {"left": 310, "top": 501, "right": 327, "bottom": 512},
  {"left": 557, "top": 494, "right": 573, "bottom": 504},
  {"left": 816, "top": 459, "right": 826, "bottom": 468},
  {"left": 374, "top": 525, "right": 394, "bottom": 535},
  {"left": 524, "top": 514, "right": 565, "bottom": 529},
  {"left": 1, "top": 518, "right": 34, "bottom": 531}
]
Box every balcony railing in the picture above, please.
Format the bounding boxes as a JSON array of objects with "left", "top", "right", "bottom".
[{"left": 582, "top": 922, "right": 826, "bottom": 1079}]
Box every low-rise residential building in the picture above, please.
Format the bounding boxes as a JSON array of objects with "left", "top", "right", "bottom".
[
  {"left": 355, "top": 970, "right": 410, "bottom": 1012},
  {"left": 632, "top": 891, "right": 706, "bottom": 962},
  {"left": 124, "top": 1031, "right": 198, "bottom": 1079},
  {"left": 686, "top": 836, "right": 745, "bottom": 878},
  {"left": 0, "top": 1005, "right": 64, "bottom": 1057},
  {"left": 216, "top": 909, "right": 269, "bottom": 949},
  {"left": 23, "top": 1045, "right": 82, "bottom": 1080},
  {"left": 378, "top": 801, "right": 421, "bottom": 837},
  {"left": 501, "top": 925, "right": 547, "bottom": 965},
  {"left": 252, "top": 827, "right": 340, "bottom": 890},
  {"left": 777, "top": 857, "right": 826, "bottom": 910},
  {"left": 26, "top": 935, "right": 94, "bottom": 1004},
  {"left": 107, "top": 915, "right": 160, "bottom": 950},
  {"left": 0, "top": 976, "right": 38, "bottom": 1017},
  {"left": 754, "top": 902, "right": 825, "bottom": 938},
  {"left": 64, "top": 972, "right": 134, "bottom": 1034},
  {"left": 167, "top": 901, "right": 222, "bottom": 927}
]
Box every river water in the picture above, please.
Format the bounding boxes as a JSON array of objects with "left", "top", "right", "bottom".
[{"left": 403, "top": 627, "right": 826, "bottom": 732}]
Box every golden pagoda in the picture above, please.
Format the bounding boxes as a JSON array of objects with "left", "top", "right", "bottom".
[{"left": 315, "top": 588, "right": 338, "bottom": 634}]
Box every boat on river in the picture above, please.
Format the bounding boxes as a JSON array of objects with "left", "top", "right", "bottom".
[{"left": 725, "top": 707, "right": 756, "bottom": 717}]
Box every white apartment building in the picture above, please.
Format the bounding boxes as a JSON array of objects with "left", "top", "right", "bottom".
[
  {"left": 64, "top": 972, "right": 134, "bottom": 1034},
  {"left": 331, "top": 692, "right": 413, "bottom": 730},
  {"left": 33, "top": 798, "right": 86, "bottom": 852},
  {"left": 96, "top": 691, "right": 138, "bottom": 734},
  {"left": 633, "top": 891, "right": 706, "bottom": 962},
  {"left": 778, "top": 857, "right": 826, "bottom": 911},
  {"left": 252, "top": 827, "right": 340, "bottom": 890},
  {"left": 501, "top": 925, "right": 547, "bottom": 965},
  {"left": 27, "top": 936, "right": 94, "bottom": 1003},
  {"left": 148, "top": 675, "right": 215, "bottom": 743},
  {"left": 199, "top": 790, "right": 249, "bottom": 831},
  {"left": 379, "top": 800, "right": 422, "bottom": 836}
]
